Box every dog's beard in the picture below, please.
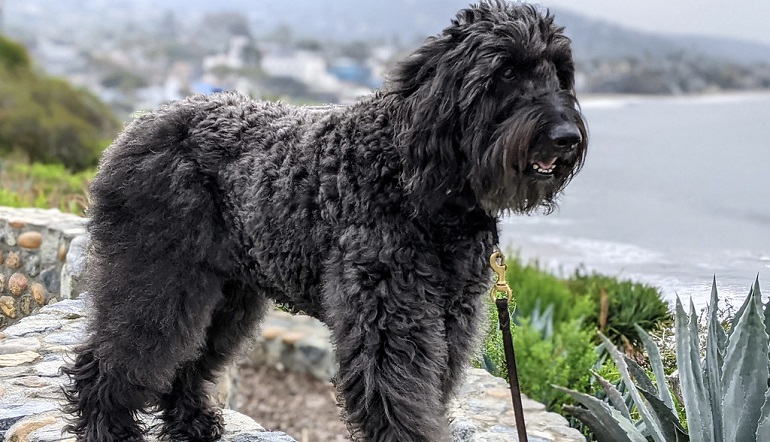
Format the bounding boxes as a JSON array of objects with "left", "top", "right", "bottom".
[{"left": 469, "top": 103, "right": 586, "bottom": 216}]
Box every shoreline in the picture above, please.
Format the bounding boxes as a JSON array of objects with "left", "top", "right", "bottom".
[{"left": 578, "top": 89, "right": 770, "bottom": 108}]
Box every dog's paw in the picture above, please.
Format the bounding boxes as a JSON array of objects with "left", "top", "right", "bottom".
[{"left": 160, "top": 408, "right": 225, "bottom": 442}]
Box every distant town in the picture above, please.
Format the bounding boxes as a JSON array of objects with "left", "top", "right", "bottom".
[{"left": 5, "top": 2, "right": 770, "bottom": 118}]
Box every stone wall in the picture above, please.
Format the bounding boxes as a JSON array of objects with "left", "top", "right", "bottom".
[{"left": 0, "top": 207, "right": 88, "bottom": 329}]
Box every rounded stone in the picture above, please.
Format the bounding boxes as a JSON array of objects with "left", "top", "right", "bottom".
[
  {"left": 8, "top": 220, "right": 26, "bottom": 228},
  {"left": 261, "top": 326, "right": 287, "bottom": 340},
  {"left": 57, "top": 243, "right": 68, "bottom": 261},
  {"left": 6, "top": 251, "right": 21, "bottom": 269},
  {"left": 18, "top": 231, "right": 42, "bottom": 249},
  {"left": 4, "top": 232, "right": 16, "bottom": 246},
  {"left": 18, "top": 294, "right": 34, "bottom": 316},
  {"left": 8, "top": 273, "right": 28, "bottom": 296},
  {"left": 486, "top": 388, "right": 512, "bottom": 399},
  {"left": 0, "top": 295, "right": 16, "bottom": 318},
  {"left": 0, "top": 273, "right": 4, "bottom": 292},
  {"left": 281, "top": 331, "right": 306, "bottom": 345},
  {"left": 31, "top": 283, "right": 46, "bottom": 306}
]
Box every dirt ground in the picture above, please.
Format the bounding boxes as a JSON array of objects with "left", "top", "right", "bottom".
[{"left": 237, "top": 365, "right": 351, "bottom": 442}]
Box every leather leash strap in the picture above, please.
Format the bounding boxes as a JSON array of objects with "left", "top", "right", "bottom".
[{"left": 489, "top": 250, "right": 528, "bottom": 442}]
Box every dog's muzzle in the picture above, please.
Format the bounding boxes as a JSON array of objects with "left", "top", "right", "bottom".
[{"left": 528, "top": 121, "right": 582, "bottom": 178}]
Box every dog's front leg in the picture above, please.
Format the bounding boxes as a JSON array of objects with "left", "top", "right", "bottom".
[{"left": 323, "top": 236, "right": 452, "bottom": 442}]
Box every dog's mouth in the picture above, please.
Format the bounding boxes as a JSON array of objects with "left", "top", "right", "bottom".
[{"left": 529, "top": 157, "right": 558, "bottom": 178}]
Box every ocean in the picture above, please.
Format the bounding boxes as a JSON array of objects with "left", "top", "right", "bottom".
[{"left": 499, "top": 92, "right": 770, "bottom": 310}]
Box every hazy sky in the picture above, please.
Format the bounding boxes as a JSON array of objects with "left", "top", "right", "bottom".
[{"left": 540, "top": 0, "right": 770, "bottom": 46}]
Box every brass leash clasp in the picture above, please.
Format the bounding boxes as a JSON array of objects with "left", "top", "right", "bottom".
[{"left": 489, "top": 250, "right": 513, "bottom": 303}]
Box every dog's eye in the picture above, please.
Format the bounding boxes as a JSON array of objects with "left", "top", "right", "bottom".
[{"left": 501, "top": 68, "right": 516, "bottom": 80}]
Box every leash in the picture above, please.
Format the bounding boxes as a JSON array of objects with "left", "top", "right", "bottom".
[{"left": 489, "top": 249, "right": 528, "bottom": 442}]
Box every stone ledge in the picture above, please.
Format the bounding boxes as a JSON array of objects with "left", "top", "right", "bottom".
[{"left": 0, "top": 298, "right": 294, "bottom": 442}]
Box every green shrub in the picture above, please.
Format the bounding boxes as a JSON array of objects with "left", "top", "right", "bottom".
[
  {"left": 0, "top": 37, "right": 120, "bottom": 171},
  {"left": 512, "top": 316, "right": 597, "bottom": 413},
  {"left": 567, "top": 269, "right": 671, "bottom": 353},
  {"left": 505, "top": 256, "right": 595, "bottom": 325},
  {"left": 0, "top": 35, "right": 31, "bottom": 71}
]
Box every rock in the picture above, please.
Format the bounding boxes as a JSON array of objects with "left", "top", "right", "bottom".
[
  {"left": 280, "top": 331, "right": 305, "bottom": 345},
  {"left": 25, "top": 254, "right": 41, "bottom": 277},
  {"left": 18, "top": 294, "right": 35, "bottom": 316},
  {"left": 0, "top": 350, "right": 40, "bottom": 367},
  {"left": 4, "top": 231, "right": 16, "bottom": 247},
  {"left": 39, "top": 268, "right": 60, "bottom": 297},
  {"left": 448, "top": 369, "right": 585, "bottom": 442},
  {"left": 65, "top": 235, "right": 88, "bottom": 279},
  {"left": 42, "top": 328, "right": 85, "bottom": 346},
  {"left": 57, "top": 243, "right": 67, "bottom": 262},
  {"left": 8, "top": 273, "right": 28, "bottom": 296},
  {"left": 0, "top": 274, "right": 4, "bottom": 292},
  {"left": 4, "top": 315, "right": 64, "bottom": 338},
  {"left": 0, "top": 402, "right": 57, "bottom": 438},
  {"left": 30, "top": 284, "right": 46, "bottom": 306},
  {"left": 39, "top": 298, "right": 86, "bottom": 319},
  {"left": 261, "top": 326, "right": 286, "bottom": 340},
  {"left": 0, "top": 337, "right": 41, "bottom": 355},
  {"left": 18, "top": 232, "right": 43, "bottom": 249},
  {"left": 0, "top": 296, "right": 16, "bottom": 319},
  {"left": 8, "top": 220, "right": 26, "bottom": 229},
  {"left": 6, "top": 414, "right": 65, "bottom": 442},
  {"left": 5, "top": 251, "right": 21, "bottom": 269},
  {"left": 231, "top": 433, "right": 297, "bottom": 442}
]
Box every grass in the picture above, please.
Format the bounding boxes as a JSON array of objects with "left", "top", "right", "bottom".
[{"left": 0, "top": 160, "right": 93, "bottom": 215}]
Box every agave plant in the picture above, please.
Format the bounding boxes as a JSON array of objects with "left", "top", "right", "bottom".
[{"left": 555, "top": 278, "right": 770, "bottom": 442}]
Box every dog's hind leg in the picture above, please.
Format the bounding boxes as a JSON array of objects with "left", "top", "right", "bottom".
[
  {"left": 62, "top": 262, "right": 226, "bottom": 442},
  {"left": 158, "top": 280, "right": 269, "bottom": 441}
]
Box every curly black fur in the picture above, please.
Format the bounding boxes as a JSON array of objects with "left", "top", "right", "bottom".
[{"left": 62, "top": 2, "right": 587, "bottom": 441}]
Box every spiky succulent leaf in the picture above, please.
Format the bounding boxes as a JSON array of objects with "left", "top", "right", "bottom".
[
  {"left": 728, "top": 282, "right": 754, "bottom": 337},
  {"left": 638, "top": 387, "right": 689, "bottom": 442},
  {"left": 556, "top": 386, "right": 646, "bottom": 442},
  {"left": 634, "top": 324, "right": 676, "bottom": 412},
  {"left": 591, "top": 370, "right": 631, "bottom": 420},
  {"left": 562, "top": 405, "right": 634, "bottom": 442},
  {"left": 481, "top": 353, "right": 498, "bottom": 377},
  {"left": 764, "top": 298, "right": 770, "bottom": 341},
  {"left": 756, "top": 390, "right": 770, "bottom": 441},
  {"left": 624, "top": 355, "right": 657, "bottom": 395},
  {"left": 598, "top": 332, "right": 666, "bottom": 442},
  {"left": 704, "top": 279, "right": 724, "bottom": 442},
  {"left": 722, "top": 278, "right": 769, "bottom": 442},
  {"left": 675, "top": 296, "right": 714, "bottom": 442}
]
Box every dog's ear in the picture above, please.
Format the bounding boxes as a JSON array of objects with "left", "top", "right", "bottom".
[{"left": 388, "top": 35, "right": 472, "bottom": 214}]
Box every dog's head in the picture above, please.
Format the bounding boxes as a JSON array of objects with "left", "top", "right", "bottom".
[{"left": 387, "top": 0, "right": 587, "bottom": 215}]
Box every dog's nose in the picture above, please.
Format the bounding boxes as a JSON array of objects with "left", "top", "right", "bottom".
[{"left": 549, "top": 123, "right": 582, "bottom": 149}]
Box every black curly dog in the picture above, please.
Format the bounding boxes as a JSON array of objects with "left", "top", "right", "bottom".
[{"left": 63, "top": 2, "right": 586, "bottom": 441}]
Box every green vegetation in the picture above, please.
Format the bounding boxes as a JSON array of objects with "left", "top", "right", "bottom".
[
  {"left": 0, "top": 161, "right": 94, "bottom": 215},
  {"left": 559, "top": 278, "right": 770, "bottom": 442},
  {"left": 479, "top": 255, "right": 671, "bottom": 428},
  {"left": 0, "top": 35, "right": 120, "bottom": 171},
  {"left": 567, "top": 270, "right": 672, "bottom": 355}
]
